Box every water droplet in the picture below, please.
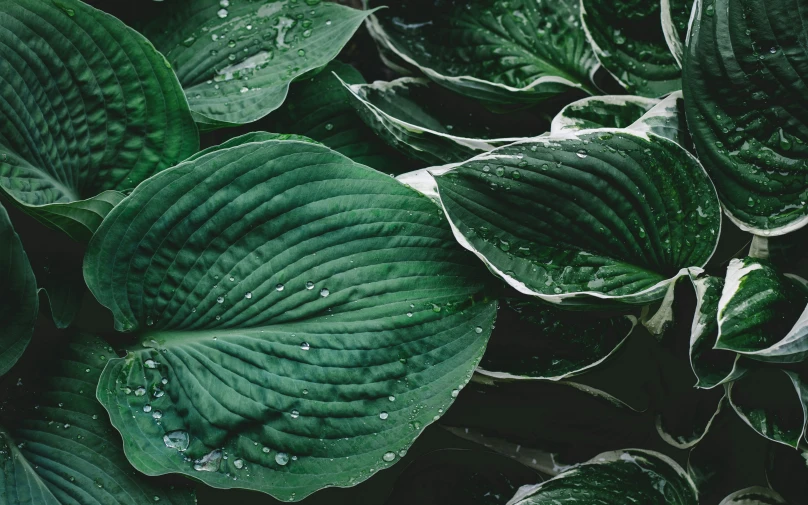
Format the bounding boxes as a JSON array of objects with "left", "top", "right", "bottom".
[
  {"left": 164, "top": 431, "right": 189, "bottom": 452},
  {"left": 92, "top": 414, "right": 98, "bottom": 420},
  {"left": 144, "top": 404, "right": 153, "bottom": 413},
  {"left": 216, "top": 296, "right": 224, "bottom": 304},
  {"left": 135, "top": 387, "right": 147, "bottom": 397},
  {"left": 495, "top": 167, "right": 505, "bottom": 177},
  {"left": 398, "top": 449, "right": 408, "bottom": 457},
  {"left": 233, "top": 459, "right": 244, "bottom": 469},
  {"left": 144, "top": 359, "right": 158, "bottom": 369},
  {"left": 275, "top": 452, "right": 290, "bottom": 465},
  {"left": 305, "top": 281, "right": 315, "bottom": 290},
  {"left": 451, "top": 389, "right": 459, "bottom": 398},
  {"left": 161, "top": 378, "right": 169, "bottom": 385},
  {"left": 152, "top": 410, "right": 163, "bottom": 419},
  {"left": 219, "top": 0, "right": 229, "bottom": 6},
  {"left": 194, "top": 449, "right": 223, "bottom": 472},
  {"left": 406, "top": 312, "right": 413, "bottom": 317},
  {"left": 146, "top": 316, "right": 154, "bottom": 327},
  {"left": 302, "top": 389, "right": 309, "bottom": 395},
  {"left": 770, "top": 46, "right": 778, "bottom": 54},
  {"left": 85, "top": 368, "right": 91, "bottom": 373},
  {"left": 383, "top": 452, "right": 396, "bottom": 462},
  {"left": 240, "top": 87, "right": 249, "bottom": 93},
  {"left": 245, "top": 292, "right": 252, "bottom": 299},
  {"left": 326, "top": 19, "right": 332, "bottom": 25},
  {"left": 290, "top": 410, "right": 300, "bottom": 419},
  {"left": 263, "top": 446, "right": 271, "bottom": 453},
  {"left": 217, "top": 8, "right": 228, "bottom": 18},
  {"left": 319, "top": 288, "right": 330, "bottom": 297},
  {"left": 576, "top": 149, "right": 588, "bottom": 159},
  {"left": 298, "top": 49, "right": 306, "bottom": 57},
  {"left": 325, "top": 123, "right": 334, "bottom": 131},
  {"left": 474, "top": 326, "right": 483, "bottom": 334},
  {"left": 154, "top": 389, "right": 165, "bottom": 398},
  {"left": 379, "top": 412, "right": 389, "bottom": 420}
]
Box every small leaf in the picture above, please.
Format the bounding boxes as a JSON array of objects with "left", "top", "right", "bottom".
[{"left": 551, "top": 95, "right": 660, "bottom": 134}]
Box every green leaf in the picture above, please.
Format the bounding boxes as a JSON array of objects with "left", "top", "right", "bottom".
[
  {"left": 0, "top": 205, "right": 37, "bottom": 376},
  {"left": 661, "top": 0, "right": 695, "bottom": 67},
  {"left": 766, "top": 443, "right": 808, "bottom": 505},
  {"left": 187, "top": 131, "right": 319, "bottom": 164},
  {"left": 141, "top": 0, "right": 371, "bottom": 127},
  {"left": 365, "top": 0, "right": 600, "bottom": 104},
  {"left": 715, "top": 257, "right": 808, "bottom": 362},
  {"left": 581, "top": 0, "right": 682, "bottom": 96},
  {"left": 551, "top": 95, "right": 660, "bottom": 134},
  {"left": 508, "top": 449, "right": 697, "bottom": 505},
  {"left": 728, "top": 368, "right": 808, "bottom": 448},
  {"left": 718, "top": 487, "right": 787, "bottom": 505},
  {"left": 683, "top": 0, "right": 808, "bottom": 235},
  {"left": 0, "top": 333, "right": 196, "bottom": 505},
  {"left": 428, "top": 130, "right": 721, "bottom": 307},
  {"left": 262, "top": 61, "right": 417, "bottom": 173},
  {"left": 339, "top": 76, "right": 549, "bottom": 164},
  {"left": 628, "top": 91, "right": 693, "bottom": 150},
  {"left": 0, "top": 0, "right": 198, "bottom": 242},
  {"left": 84, "top": 139, "right": 497, "bottom": 500},
  {"left": 656, "top": 390, "right": 726, "bottom": 449},
  {"left": 477, "top": 298, "right": 636, "bottom": 380},
  {"left": 689, "top": 275, "right": 746, "bottom": 388}
]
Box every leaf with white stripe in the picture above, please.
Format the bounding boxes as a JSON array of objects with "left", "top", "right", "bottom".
[
  {"left": 661, "top": 0, "right": 695, "bottom": 67},
  {"left": 718, "top": 487, "right": 787, "bottom": 505},
  {"left": 551, "top": 95, "right": 660, "bottom": 134}
]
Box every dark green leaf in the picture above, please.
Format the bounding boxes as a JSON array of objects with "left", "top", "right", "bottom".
[
  {"left": 718, "top": 487, "right": 787, "bottom": 505},
  {"left": 661, "top": 0, "right": 695, "bottom": 67},
  {"left": 551, "top": 95, "right": 660, "bottom": 133}
]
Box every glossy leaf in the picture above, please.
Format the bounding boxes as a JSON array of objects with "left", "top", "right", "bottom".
[
  {"left": 0, "top": 334, "right": 196, "bottom": 505},
  {"left": 477, "top": 298, "right": 636, "bottom": 380},
  {"left": 628, "top": 91, "right": 693, "bottom": 149},
  {"left": 581, "top": 0, "right": 682, "bottom": 96},
  {"left": 715, "top": 258, "right": 808, "bottom": 362},
  {"left": 507, "top": 449, "right": 697, "bottom": 505},
  {"left": 718, "top": 487, "right": 787, "bottom": 505},
  {"left": 683, "top": 0, "right": 808, "bottom": 235},
  {"left": 340, "top": 76, "right": 549, "bottom": 164},
  {"left": 661, "top": 0, "right": 695, "bottom": 67},
  {"left": 365, "top": 0, "right": 600, "bottom": 104},
  {"left": 0, "top": 205, "right": 37, "bottom": 376},
  {"left": 85, "top": 139, "right": 497, "bottom": 500},
  {"left": 141, "top": 0, "right": 370, "bottom": 127},
  {"left": 0, "top": 0, "right": 197, "bottom": 241},
  {"left": 431, "top": 130, "right": 721, "bottom": 306},
  {"left": 551, "top": 95, "right": 659, "bottom": 134}
]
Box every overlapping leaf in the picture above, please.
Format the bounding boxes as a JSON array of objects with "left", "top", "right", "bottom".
[
  {"left": 0, "top": 334, "right": 196, "bottom": 505},
  {"left": 661, "top": 0, "right": 695, "bottom": 67},
  {"left": 551, "top": 95, "right": 659, "bottom": 133},
  {"left": 85, "top": 139, "right": 497, "bottom": 500},
  {"left": 718, "top": 487, "right": 787, "bottom": 505},
  {"left": 365, "top": 0, "right": 600, "bottom": 104},
  {"left": 0, "top": 0, "right": 198, "bottom": 241},
  {"left": 683, "top": 0, "right": 808, "bottom": 235},
  {"left": 140, "top": 0, "right": 370, "bottom": 128}
]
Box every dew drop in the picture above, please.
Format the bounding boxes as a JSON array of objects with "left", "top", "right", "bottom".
[
  {"left": 144, "top": 359, "right": 158, "bottom": 369},
  {"left": 152, "top": 410, "right": 163, "bottom": 420},
  {"left": 233, "top": 459, "right": 244, "bottom": 469},
  {"left": 388, "top": 396, "right": 396, "bottom": 402},
  {"left": 305, "top": 281, "right": 315, "bottom": 290},
  {"left": 451, "top": 389, "right": 459, "bottom": 398},
  {"left": 298, "top": 49, "right": 306, "bottom": 56},
  {"left": 474, "top": 326, "right": 483, "bottom": 334},
  {"left": 245, "top": 292, "right": 252, "bottom": 299},
  {"left": 576, "top": 149, "right": 588, "bottom": 159},
  {"left": 300, "top": 342, "right": 310, "bottom": 351},
  {"left": 143, "top": 404, "right": 153, "bottom": 413},
  {"left": 262, "top": 447, "right": 271, "bottom": 453},
  {"left": 217, "top": 8, "right": 228, "bottom": 18},
  {"left": 319, "top": 288, "right": 330, "bottom": 297},
  {"left": 194, "top": 449, "right": 223, "bottom": 472},
  {"left": 275, "top": 452, "right": 290, "bottom": 465},
  {"left": 163, "top": 431, "right": 189, "bottom": 452},
  {"left": 383, "top": 452, "right": 396, "bottom": 462},
  {"left": 216, "top": 296, "right": 224, "bottom": 304},
  {"left": 379, "top": 412, "right": 389, "bottom": 420},
  {"left": 290, "top": 410, "right": 300, "bottom": 419},
  {"left": 325, "top": 123, "right": 334, "bottom": 131},
  {"left": 134, "top": 387, "right": 147, "bottom": 397},
  {"left": 276, "top": 283, "right": 285, "bottom": 291}
]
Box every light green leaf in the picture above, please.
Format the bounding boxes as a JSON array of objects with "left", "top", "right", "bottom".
[
  {"left": 551, "top": 95, "right": 660, "bottom": 134},
  {"left": 431, "top": 129, "right": 721, "bottom": 307},
  {"left": 661, "top": 0, "right": 695, "bottom": 67},
  {"left": 85, "top": 139, "right": 497, "bottom": 500},
  {"left": 689, "top": 274, "right": 746, "bottom": 388},
  {"left": 580, "top": 0, "right": 682, "bottom": 97},
  {"left": 718, "top": 487, "right": 787, "bottom": 505},
  {"left": 365, "top": 0, "right": 600, "bottom": 104},
  {"left": 507, "top": 449, "right": 697, "bottom": 505},
  {"left": 715, "top": 257, "right": 808, "bottom": 362},
  {"left": 477, "top": 298, "right": 636, "bottom": 380},
  {"left": 728, "top": 368, "right": 808, "bottom": 448},
  {"left": 141, "top": 0, "right": 370, "bottom": 127},
  {"left": 0, "top": 205, "right": 37, "bottom": 377},
  {"left": 0, "top": 0, "right": 198, "bottom": 242},
  {"left": 340, "top": 76, "right": 549, "bottom": 164},
  {"left": 683, "top": 0, "right": 808, "bottom": 235},
  {"left": 0, "top": 334, "right": 196, "bottom": 505},
  {"left": 263, "top": 61, "right": 416, "bottom": 173}
]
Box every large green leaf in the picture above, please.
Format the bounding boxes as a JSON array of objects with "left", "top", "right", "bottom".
[
  {"left": 339, "top": 76, "right": 549, "bottom": 164},
  {"left": 424, "top": 129, "right": 721, "bottom": 306},
  {"left": 0, "top": 333, "right": 196, "bottom": 505},
  {"left": 715, "top": 258, "right": 808, "bottom": 362},
  {"left": 262, "top": 61, "right": 416, "bottom": 173},
  {"left": 728, "top": 368, "right": 808, "bottom": 448},
  {"left": 580, "top": 0, "right": 682, "bottom": 97},
  {"left": 718, "top": 487, "right": 787, "bottom": 505},
  {"left": 551, "top": 95, "right": 660, "bottom": 133},
  {"left": 683, "top": 0, "right": 808, "bottom": 235},
  {"left": 0, "top": 0, "right": 198, "bottom": 241},
  {"left": 477, "top": 298, "right": 636, "bottom": 380},
  {"left": 365, "top": 0, "right": 600, "bottom": 104},
  {"left": 84, "top": 139, "right": 497, "bottom": 500},
  {"left": 140, "top": 0, "right": 370, "bottom": 128},
  {"left": 0, "top": 205, "right": 37, "bottom": 376},
  {"left": 507, "top": 449, "right": 698, "bottom": 504}
]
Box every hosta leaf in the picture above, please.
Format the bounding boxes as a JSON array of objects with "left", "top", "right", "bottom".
[
  {"left": 340, "top": 76, "right": 548, "bottom": 164},
  {"left": 715, "top": 258, "right": 808, "bottom": 362},
  {"left": 728, "top": 368, "right": 808, "bottom": 448},
  {"left": 507, "top": 449, "right": 697, "bottom": 505},
  {"left": 551, "top": 95, "right": 660, "bottom": 134},
  {"left": 141, "top": 0, "right": 370, "bottom": 127},
  {"left": 628, "top": 91, "right": 693, "bottom": 149},
  {"left": 263, "top": 61, "right": 416, "bottom": 173},
  {"left": 718, "top": 487, "right": 787, "bottom": 505},
  {"left": 656, "top": 389, "right": 726, "bottom": 449},
  {"left": 477, "top": 298, "right": 636, "bottom": 380},
  {"left": 580, "top": 0, "right": 682, "bottom": 96},
  {"left": 766, "top": 443, "right": 808, "bottom": 505},
  {"left": 430, "top": 130, "right": 721, "bottom": 306},
  {"left": 0, "top": 0, "right": 198, "bottom": 241},
  {"left": 661, "top": 0, "right": 695, "bottom": 67},
  {"left": 689, "top": 275, "right": 746, "bottom": 388},
  {"left": 683, "top": 0, "right": 808, "bottom": 235},
  {"left": 85, "top": 139, "right": 497, "bottom": 500},
  {"left": 187, "top": 132, "right": 318, "bottom": 163},
  {"left": 365, "top": 0, "right": 600, "bottom": 104},
  {"left": 0, "top": 334, "right": 195, "bottom": 505},
  {"left": 0, "top": 205, "right": 37, "bottom": 376}
]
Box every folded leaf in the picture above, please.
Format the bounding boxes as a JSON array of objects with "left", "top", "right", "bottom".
[
  {"left": 0, "top": 0, "right": 198, "bottom": 241},
  {"left": 581, "top": 0, "right": 682, "bottom": 96},
  {"left": 683, "top": 0, "right": 808, "bottom": 235},
  {"left": 628, "top": 91, "right": 693, "bottom": 149},
  {"left": 716, "top": 258, "right": 808, "bottom": 362},
  {"left": 507, "top": 449, "right": 697, "bottom": 505},
  {"left": 365, "top": 0, "right": 600, "bottom": 104},
  {"left": 718, "top": 487, "right": 787, "bottom": 505},
  {"left": 85, "top": 139, "right": 497, "bottom": 500},
  {"left": 431, "top": 129, "right": 721, "bottom": 306},
  {"left": 661, "top": 0, "right": 695, "bottom": 67},
  {"left": 551, "top": 95, "right": 660, "bottom": 134},
  {"left": 656, "top": 389, "right": 726, "bottom": 449},
  {"left": 141, "top": 0, "right": 370, "bottom": 127},
  {"left": 0, "top": 334, "right": 195, "bottom": 505},
  {"left": 0, "top": 205, "right": 37, "bottom": 376}
]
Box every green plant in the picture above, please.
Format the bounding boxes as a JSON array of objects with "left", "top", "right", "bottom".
[{"left": 1, "top": 0, "right": 806, "bottom": 504}]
